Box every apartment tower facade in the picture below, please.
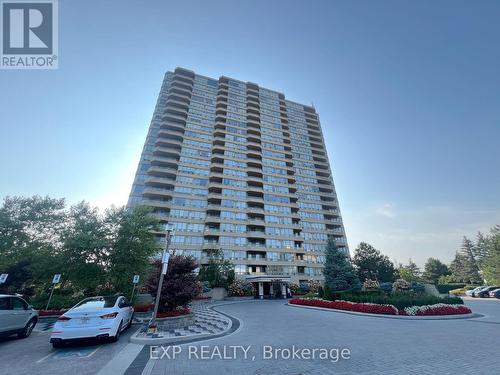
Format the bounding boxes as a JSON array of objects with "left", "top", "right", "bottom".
[{"left": 128, "top": 67, "right": 347, "bottom": 298}]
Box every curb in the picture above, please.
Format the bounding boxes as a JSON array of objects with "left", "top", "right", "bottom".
[{"left": 286, "top": 303, "right": 479, "bottom": 320}]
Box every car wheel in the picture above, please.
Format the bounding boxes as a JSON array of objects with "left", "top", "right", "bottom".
[
  {"left": 18, "top": 318, "right": 37, "bottom": 339},
  {"left": 111, "top": 321, "right": 122, "bottom": 342}
]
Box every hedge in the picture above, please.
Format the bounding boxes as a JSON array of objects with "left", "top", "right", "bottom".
[
  {"left": 325, "top": 291, "right": 463, "bottom": 310},
  {"left": 436, "top": 284, "right": 466, "bottom": 294}
]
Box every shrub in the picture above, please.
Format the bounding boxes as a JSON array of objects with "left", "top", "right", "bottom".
[
  {"left": 288, "top": 283, "right": 300, "bottom": 295},
  {"left": 318, "top": 286, "right": 324, "bottom": 298},
  {"left": 323, "top": 285, "right": 333, "bottom": 300},
  {"left": 410, "top": 282, "right": 426, "bottom": 293},
  {"left": 302, "top": 292, "right": 318, "bottom": 299},
  {"left": 379, "top": 282, "right": 393, "bottom": 293},
  {"left": 299, "top": 283, "right": 310, "bottom": 294},
  {"left": 201, "top": 281, "right": 212, "bottom": 294},
  {"left": 308, "top": 280, "right": 321, "bottom": 293},
  {"left": 290, "top": 298, "right": 472, "bottom": 316},
  {"left": 363, "top": 279, "right": 380, "bottom": 290},
  {"left": 393, "top": 278, "right": 410, "bottom": 291},
  {"left": 228, "top": 279, "right": 255, "bottom": 297},
  {"left": 323, "top": 290, "right": 463, "bottom": 310},
  {"left": 436, "top": 284, "right": 466, "bottom": 294},
  {"left": 29, "top": 292, "right": 83, "bottom": 310}
]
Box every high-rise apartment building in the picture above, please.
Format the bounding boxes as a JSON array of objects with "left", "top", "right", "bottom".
[{"left": 128, "top": 67, "right": 347, "bottom": 298}]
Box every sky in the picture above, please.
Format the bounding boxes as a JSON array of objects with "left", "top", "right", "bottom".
[{"left": 0, "top": 0, "right": 499, "bottom": 267}]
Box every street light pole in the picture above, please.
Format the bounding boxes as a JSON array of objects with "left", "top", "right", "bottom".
[{"left": 150, "top": 229, "right": 172, "bottom": 329}]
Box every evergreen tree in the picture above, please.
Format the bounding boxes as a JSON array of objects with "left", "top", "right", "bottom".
[
  {"left": 482, "top": 226, "right": 500, "bottom": 285},
  {"left": 352, "top": 242, "right": 396, "bottom": 282},
  {"left": 449, "top": 237, "right": 482, "bottom": 284},
  {"left": 474, "top": 231, "right": 490, "bottom": 269},
  {"left": 422, "top": 257, "right": 449, "bottom": 284},
  {"left": 323, "top": 238, "right": 361, "bottom": 291}
]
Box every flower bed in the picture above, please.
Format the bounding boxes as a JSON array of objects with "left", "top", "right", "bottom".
[
  {"left": 400, "top": 304, "right": 471, "bottom": 316},
  {"left": 289, "top": 298, "right": 472, "bottom": 317},
  {"left": 289, "top": 298, "right": 398, "bottom": 315},
  {"left": 37, "top": 309, "right": 67, "bottom": 317},
  {"left": 156, "top": 308, "right": 191, "bottom": 319}
]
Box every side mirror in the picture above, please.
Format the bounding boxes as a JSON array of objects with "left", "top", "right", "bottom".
[{"left": 27, "top": 304, "right": 33, "bottom": 310}]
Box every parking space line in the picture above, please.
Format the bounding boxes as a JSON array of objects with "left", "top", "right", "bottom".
[{"left": 36, "top": 352, "right": 54, "bottom": 363}]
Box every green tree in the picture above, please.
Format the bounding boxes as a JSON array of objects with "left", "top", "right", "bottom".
[
  {"left": 481, "top": 226, "right": 500, "bottom": 285},
  {"left": 198, "top": 248, "right": 235, "bottom": 289},
  {"left": 106, "top": 206, "right": 160, "bottom": 294},
  {"left": 398, "top": 259, "right": 421, "bottom": 282},
  {"left": 61, "top": 202, "right": 109, "bottom": 293},
  {"left": 323, "top": 238, "right": 361, "bottom": 291},
  {"left": 422, "top": 257, "right": 449, "bottom": 284},
  {"left": 352, "top": 242, "right": 396, "bottom": 282},
  {"left": 0, "top": 196, "right": 66, "bottom": 272},
  {"left": 449, "top": 237, "right": 482, "bottom": 284}
]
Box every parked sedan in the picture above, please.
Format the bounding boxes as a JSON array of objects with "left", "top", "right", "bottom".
[
  {"left": 477, "top": 286, "right": 498, "bottom": 298},
  {"left": 489, "top": 288, "right": 500, "bottom": 298},
  {"left": 50, "top": 295, "right": 134, "bottom": 348},
  {"left": 0, "top": 294, "right": 38, "bottom": 339},
  {"left": 472, "top": 286, "right": 491, "bottom": 297}
]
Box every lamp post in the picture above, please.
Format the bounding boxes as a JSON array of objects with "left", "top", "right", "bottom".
[{"left": 149, "top": 228, "right": 172, "bottom": 330}]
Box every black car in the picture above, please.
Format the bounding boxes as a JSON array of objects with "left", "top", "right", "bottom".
[{"left": 477, "top": 286, "right": 499, "bottom": 298}]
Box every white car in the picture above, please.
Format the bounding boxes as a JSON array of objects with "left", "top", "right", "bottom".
[
  {"left": 0, "top": 294, "right": 38, "bottom": 339},
  {"left": 50, "top": 295, "right": 134, "bottom": 348}
]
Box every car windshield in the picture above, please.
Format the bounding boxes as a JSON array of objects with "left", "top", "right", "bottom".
[{"left": 72, "top": 296, "right": 118, "bottom": 311}]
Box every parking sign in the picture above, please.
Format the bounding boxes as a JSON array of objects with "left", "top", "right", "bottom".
[
  {"left": 0, "top": 273, "right": 8, "bottom": 284},
  {"left": 52, "top": 274, "right": 61, "bottom": 284}
]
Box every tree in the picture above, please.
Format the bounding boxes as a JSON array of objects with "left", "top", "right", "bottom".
[
  {"left": 323, "top": 238, "right": 361, "bottom": 291},
  {"left": 398, "top": 259, "right": 421, "bottom": 282},
  {"left": 198, "top": 249, "right": 235, "bottom": 289},
  {"left": 422, "top": 258, "right": 449, "bottom": 284},
  {"left": 0, "top": 196, "right": 66, "bottom": 273},
  {"left": 481, "top": 225, "right": 500, "bottom": 285},
  {"left": 474, "top": 232, "right": 490, "bottom": 268},
  {"left": 106, "top": 206, "right": 160, "bottom": 293},
  {"left": 0, "top": 260, "right": 33, "bottom": 295},
  {"left": 145, "top": 256, "right": 201, "bottom": 312},
  {"left": 61, "top": 202, "right": 109, "bottom": 293},
  {"left": 449, "top": 237, "right": 482, "bottom": 284},
  {"left": 352, "top": 242, "right": 396, "bottom": 282}
]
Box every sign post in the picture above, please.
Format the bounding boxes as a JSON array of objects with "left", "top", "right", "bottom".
[
  {"left": 131, "top": 274, "right": 140, "bottom": 302},
  {"left": 149, "top": 228, "right": 173, "bottom": 332},
  {"left": 45, "top": 274, "right": 61, "bottom": 310},
  {"left": 0, "top": 274, "right": 8, "bottom": 284}
]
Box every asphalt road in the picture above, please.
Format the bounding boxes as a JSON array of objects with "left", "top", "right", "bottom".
[
  {"left": 0, "top": 298, "right": 499, "bottom": 375},
  {"left": 0, "top": 321, "right": 137, "bottom": 375}
]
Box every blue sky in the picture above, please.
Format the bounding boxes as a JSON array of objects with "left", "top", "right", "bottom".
[{"left": 0, "top": 0, "right": 499, "bottom": 266}]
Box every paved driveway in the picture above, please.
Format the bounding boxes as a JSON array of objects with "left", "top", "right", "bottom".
[
  {"left": 145, "top": 299, "right": 500, "bottom": 375},
  {"left": 0, "top": 299, "right": 498, "bottom": 375}
]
